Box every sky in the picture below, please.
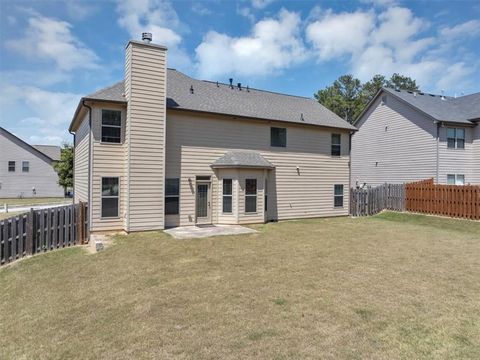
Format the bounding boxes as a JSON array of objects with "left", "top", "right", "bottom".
[{"left": 1, "top": 0, "right": 479, "bottom": 145}]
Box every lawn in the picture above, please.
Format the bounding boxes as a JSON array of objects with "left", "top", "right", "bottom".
[
  {"left": 1, "top": 212, "right": 479, "bottom": 359},
  {"left": 0, "top": 197, "right": 69, "bottom": 207},
  {"left": 0, "top": 211, "right": 26, "bottom": 221}
]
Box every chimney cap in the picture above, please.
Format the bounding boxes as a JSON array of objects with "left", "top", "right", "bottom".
[{"left": 142, "top": 32, "right": 153, "bottom": 43}]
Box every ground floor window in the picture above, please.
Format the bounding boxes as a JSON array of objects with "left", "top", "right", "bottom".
[
  {"left": 102, "top": 177, "right": 119, "bottom": 218},
  {"left": 223, "top": 179, "right": 232, "bottom": 213},
  {"left": 447, "top": 174, "right": 465, "bottom": 185},
  {"left": 245, "top": 179, "right": 257, "bottom": 213},
  {"left": 165, "top": 178, "right": 180, "bottom": 215},
  {"left": 334, "top": 184, "right": 344, "bottom": 207}
]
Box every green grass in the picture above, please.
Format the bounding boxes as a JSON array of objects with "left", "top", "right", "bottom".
[
  {"left": 1, "top": 212, "right": 479, "bottom": 359},
  {"left": 0, "top": 197, "right": 69, "bottom": 207}
]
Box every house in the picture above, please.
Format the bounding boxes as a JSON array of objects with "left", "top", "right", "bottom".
[
  {"left": 0, "top": 127, "right": 64, "bottom": 198},
  {"left": 68, "top": 34, "right": 356, "bottom": 233},
  {"left": 352, "top": 88, "right": 480, "bottom": 187}
]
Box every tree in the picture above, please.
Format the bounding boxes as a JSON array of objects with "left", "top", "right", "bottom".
[
  {"left": 315, "top": 73, "right": 420, "bottom": 123},
  {"left": 314, "top": 75, "right": 365, "bottom": 123},
  {"left": 54, "top": 143, "right": 73, "bottom": 194}
]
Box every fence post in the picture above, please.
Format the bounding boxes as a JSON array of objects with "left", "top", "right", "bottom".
[{"left": 26, "top": 208, "right": 34, "bottom": 255}]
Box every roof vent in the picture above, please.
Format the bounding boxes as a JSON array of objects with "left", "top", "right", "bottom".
[
  {"left": 142, "top": 32, "right": 152, "bottom": 43},
  {"left": 441, "top": 89, "right": 445, "bottom": 100},
  {"left": 237, "top": 83, "right": 242, "bottom": 90},
  {"left": 190, "top": 85, "right": 194, "bottom": 94},
  {"left": 300, "top": 113, "right": 305, "bottom": 121},
  {"left": 216, "top": 81, "right": 219, "bottom": 87},
  {"left": 229, "top": 78, "right": 233, "bottom": 89},
  {"left": 246, "top": 85, "right": 250, "bottom": 92},
  {"left": 413, "top": 92, "right": 417, "bottom": 97}
]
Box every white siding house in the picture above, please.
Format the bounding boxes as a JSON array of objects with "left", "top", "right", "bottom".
[
  {"left": 352, "top": 88, "right": 480, "bottom": 186},
  {"left": 0, "top": 127, "right": 64, "bottom": 198}
]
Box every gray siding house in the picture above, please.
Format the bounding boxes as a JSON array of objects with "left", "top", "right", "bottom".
[
  {"left": 352, "top": 88, "right": 480, "bottom": 186},
  {"left": 69, "top": 35, "right": 356, "bottom": 233},
  {"left": 0, "top": 127, "right": 64, "bottom": 198}
]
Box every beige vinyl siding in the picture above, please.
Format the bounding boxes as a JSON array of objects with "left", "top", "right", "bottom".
[
  {"left": 125, "top": 42, "right": 166, "bottom": 231},
  {"left": 351, "top": 94, "right": 437, "bottom": 186},
  {"left": 0, "top": 132, "right": 64, "bottom": 198},
  {"left": 165, "top": 111, "right": 350, "bottom": 227},
  {"left": 90, "top": 104, "right": 126, "bottom": 232},
  {"left": 74, "top": 113, "right": 90, "bottom": 203},
  {"left": 438, "top": 126, "right": 475, "bottom": 184}
]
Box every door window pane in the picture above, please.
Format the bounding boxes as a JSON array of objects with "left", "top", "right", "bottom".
[{"left": 196, "top": 184, "right": 208, "bottom": 217}]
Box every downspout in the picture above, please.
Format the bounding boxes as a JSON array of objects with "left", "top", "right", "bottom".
[
  {"left": 68, "top": 129, "right": 75, "bottom": 205},
  {"left": 349, "top": 130, "right": 354, "bottom": 210},
  {"left": 82, "top": 100, "right": 93, "bottom": 234},
  {"left": 434, "top": 121, "right": 440, "bottom": 184}
]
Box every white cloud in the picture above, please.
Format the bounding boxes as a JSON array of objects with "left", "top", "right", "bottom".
[
  {"left": 0, "top": 85, "right": 80, "bottom": 144},
  {"left": 191, "top": 3, "right": 212, "bottom": 16},
  {"left": 237, "top": 6, "right": 256, "bottom": 23},
  {"left": 6, "top": 14, "right": 99, "bottom": 71},
  {"left": 65, "top": 0, "right": 98, "bottom": 20},
  {"left": 251, "top": 0, "right": 275, "bottom": 9},
  {"left": 195, "top": 9, "right": 307, "bottom": 79},
  {"left": 306, "top": 6, "right": 476, "bottom": 92},
  {"left": 306, "top": 10, "right": 375, "bottom": 60},
  {"left": 440, "top": 20, "right": 480, "bottom": 38},
  {"left": 116, "top": 0, "right": 192, "bottom": 69}
]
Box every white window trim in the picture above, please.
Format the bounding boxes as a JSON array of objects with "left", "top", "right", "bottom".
[
  {"left": 101, "top": 177, "right": 120, "bottom": 219},
  {"left": 331, "top": 133, "right": 341, "bottom": 157},
  {"left": 22, "top": 161, "right": 29, "bottom": 173},
  {"left": 447, "top": 174, "right": 465, "bottom": 186},
  {"left": 101, "top": 109, "right": 122, "bottom": 144},
  {"left": 165, "top": 178, "right": 180, "bottom": 215},
  {"left": 245, "top": 179, "right": 258, "bottom": 214},
  {"left": 334, "top": 184, "right": 344, "bottom": 208},
  {"left": 446, "top": 127, "right": 465, "bottom": 150},
  {"left": 222, "top": 179, "right": 233, "bottom": 214}
]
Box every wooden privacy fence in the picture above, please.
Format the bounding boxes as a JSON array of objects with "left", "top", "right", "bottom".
[
  {"left": 350, "top": 183, "right": 405, "bottom": 216},
  {"left": 0, "top": 202, "right": 88, "bottom": 266},
  {"left": 406, "top": 179, "right": 480, "bottom": 220}
]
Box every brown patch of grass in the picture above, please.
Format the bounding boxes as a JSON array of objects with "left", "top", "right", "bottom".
[{"left": 1, "top": 212, "right": 479, "bottom": 359}]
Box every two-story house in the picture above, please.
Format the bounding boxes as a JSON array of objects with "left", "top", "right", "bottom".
[
  {"left": 68, "top": 34, "right": 356, "bottom": 233},
  {"left": 352, "top": 88, "right": 480, "bottom": 187},
  {"left": 0, "top": 127, "right": 64, "bottom": 198}
]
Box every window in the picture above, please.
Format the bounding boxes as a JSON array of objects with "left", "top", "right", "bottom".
[
  {"left": 334, "top": 184, "right": 344, "bottom": 207},
  {"left": 101, "top": 177, "right": 119, "bottom": 218},
  {"left": 447, "top": 128, "right": 465, "bottom": 149},
  {"left": 331, "top": 134, "right": 341, "bottom": 156},
  {"left": 22, "top": 161, "right": 29, "bottom": 172},
  {"left": 101, "top": 110, "right": 122, "bottom": 143},
  {"left": 165, "top": 178, "right": 180, "bottom": 215},
  {"left": 8, "top": 161, "right": 15, "bottom": 172},
  {"left": 222, "top": 179, "right": 233, "bottom": 213},
  {"left": 447, "top": 174, "right": 465, "bottom": 185},
  {"left": 271, "top": 127, "right": 286, "bottom": 147},
  {"left": 245, "top": 179, "right": 257, "bottom": 213}
]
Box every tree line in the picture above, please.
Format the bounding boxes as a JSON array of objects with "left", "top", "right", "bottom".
[{"left": 315, "top": 73, "right": 419, "bottom": 124}]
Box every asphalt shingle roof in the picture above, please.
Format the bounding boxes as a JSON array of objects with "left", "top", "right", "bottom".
[
  {"left": 383, "top": 87, "right": 480, "bottom": 124},
  {"left": 33, "top": 145, "right": 61, "bottom": 161},
  {"left": 211, "top": 151, "right": 274, "bottom": 169},
  {"left": 84, "top": 69, "right": 356, "bottom": 131}
]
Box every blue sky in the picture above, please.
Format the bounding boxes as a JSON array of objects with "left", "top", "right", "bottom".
[{"left": 1, "top": 0, "right": 479, "bottom": 145}]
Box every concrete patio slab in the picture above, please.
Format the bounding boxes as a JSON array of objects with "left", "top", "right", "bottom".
[{"left": 165, "top": 224, "right": 257, "bottom": 239}]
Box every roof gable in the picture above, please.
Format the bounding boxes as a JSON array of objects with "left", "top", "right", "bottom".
[{"left": 0, "top": 127, "right": 55, "bottom": 164}]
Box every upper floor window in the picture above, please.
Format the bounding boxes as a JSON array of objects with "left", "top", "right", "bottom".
[
  {"left": 331, "top": 134, "right": 341, "bottom": 156},
  {"left": 447, "top": 128, "right": 465, "bottom": 149},
  {"left": 165, "top": 178, "right": 180, "bottom": 215},
  {"left": 447, "top": 174, "right": 465, "bottom": 185},
  {"left": 101, "top": 110, "right": 121, "bottom": 143},
  {"left": 8, "top": 161, "right": 15, "bottom": 172},
  {"left": 22, "top": 161, "right": 29, "bottom": 172},
  {"left": 271, "top": 127, "right": 286, "bottom": 147},
  {"left": 222, "top": 179, "right": 233, "bottom": 213}
]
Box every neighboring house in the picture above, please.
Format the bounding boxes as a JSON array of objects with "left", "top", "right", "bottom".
[
  {"left": 0, "top": 127, "right": 64, "bottom": 198},
  {"left": 68, "top": 35, "right": 356, "bottom": 233},
  {"left": 352, "top": 88, "right": 480, "bottom": 187}
]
